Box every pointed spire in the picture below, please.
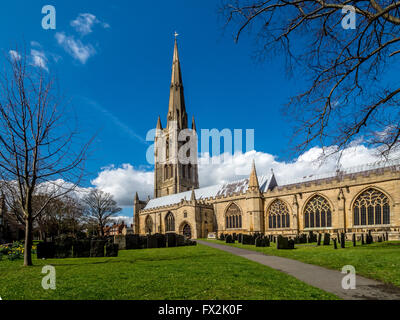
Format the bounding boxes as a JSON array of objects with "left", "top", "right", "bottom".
[
  {"left": 191, "top": 187, "right": 196, "bottom": 201},
  {"left": 156, "top": 116, "right": 162, "bottom": 130},
  {"left": 167, "top": 37, "right": 187, "bottom": 130},
  {"left": 134, "top": 192, "right": 139, "bottom": 203},
  {"left": 249, "top": 160, "right": 260, "bottom": 191},
  {"left": 192, "top": 116, "right": 196, "bottom": 132}
]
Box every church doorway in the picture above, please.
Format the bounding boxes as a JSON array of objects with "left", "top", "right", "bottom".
[{"left": 183, "top": 224, "right": 192, "bottom": 239}]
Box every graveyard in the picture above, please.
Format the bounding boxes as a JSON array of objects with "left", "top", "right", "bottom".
[
  {"left": 206, "top": 233, "right": 400, "bottom": 288},
  {"left": 0, "top": 242, "right": 337, "bottom": 300}
]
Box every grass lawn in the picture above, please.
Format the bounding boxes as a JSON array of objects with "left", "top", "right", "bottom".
[
  {"left": 205, "top": 239, "right": 400, "bottom": 287},
  {"left": 0, "top": 244, "right": 337, "bottom": 300}
]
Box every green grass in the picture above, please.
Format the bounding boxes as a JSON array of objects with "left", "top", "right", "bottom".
[
  {"left": 205, "top": 239, "right": 400, "bottom": 287},
  {"left": 0, "top": 244, "right": 337, "bottom": 300}
]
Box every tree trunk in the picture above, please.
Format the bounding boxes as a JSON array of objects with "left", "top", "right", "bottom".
[{"left": 24, "top": 217, "right": 33, "bottom": 266}]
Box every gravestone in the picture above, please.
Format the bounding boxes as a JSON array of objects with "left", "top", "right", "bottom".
[
  {"left": 323, "top": 233, "right": 330, "bottom": 245},
  {"left": 166, "top": 233, "right": 177, "bottom": 247},
  {"left": 105, "top": 243, "right": 119, "bottom": 257}
]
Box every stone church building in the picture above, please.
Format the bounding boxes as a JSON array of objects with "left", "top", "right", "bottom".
[{"left": 134, "top": 39, "right": 400, "bottom": 240}]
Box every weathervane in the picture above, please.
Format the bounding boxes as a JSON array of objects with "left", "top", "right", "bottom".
[{"left": 174, "top": 31, "right": 179, "bottom": 39}]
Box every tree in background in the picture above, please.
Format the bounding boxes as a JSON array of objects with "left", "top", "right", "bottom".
[
  {"left": 83, "top": 189, "right": 121, "bottom": 237},
  {"left": 0, "top": 47, "right": 91, "bottom": 266},
  {"left": 221, "top": 0, "right": 400, "bottom": 158}
]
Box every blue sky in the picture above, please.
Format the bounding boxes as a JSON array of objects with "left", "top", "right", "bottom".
[{"left": 1, "top": 1, "right": 394, "bottom": 219}]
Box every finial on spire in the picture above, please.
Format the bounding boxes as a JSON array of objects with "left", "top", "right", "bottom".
[
  {"left": 174, "top": 31, "right": 179, "bottom": 39},
  {"left": 191, "top": 187, "right": 196, "bottom": 201}
]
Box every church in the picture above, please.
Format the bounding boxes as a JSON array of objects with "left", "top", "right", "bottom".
[{"left": 134, "top": 39, "right": 400, "bottom": 240}]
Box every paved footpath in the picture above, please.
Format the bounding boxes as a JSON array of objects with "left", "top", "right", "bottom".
[{"left": 197, "top": 240, "right": 400, "bottom": 300}]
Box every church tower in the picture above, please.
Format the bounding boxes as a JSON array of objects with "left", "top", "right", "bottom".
[{"left": 153, "top": 38, "right": 199, "bottom": 198}]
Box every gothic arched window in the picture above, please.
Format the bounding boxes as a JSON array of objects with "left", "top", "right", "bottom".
[
  {"left": 268, "top": 199, "right": 290, "bottom": 229},
  {"left": 225, "top": 203, "right": 242, "bottom": 229},
  {"left": 304, "top": 195, "right": 332, "bottom": 228},
  {"left": 165, "top": 212, "right": 175, "bottom": 232},
  {"left": 145, "top": 215, "right": 153, "bottom": 234},
  {"left": 353, "top": 188, "right": 390, "bottom": 226}
]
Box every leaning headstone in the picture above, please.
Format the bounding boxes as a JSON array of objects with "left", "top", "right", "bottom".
[
  {"left": 333, "top": 238, "right": 338, "bottom": 249},
  {"left": 352, "top": 233, "right": 356, "bottom": 247},
  {"left": 90, "top": 240, "right": 106, "bottom": 257},
  {"left": 361, "top": 233, "right": 365, "bottom": 245},
  {"left": 238, "top": 233, "right": 243, "bottom": 243},
  {"left": 317, "top": 233, "right": 322, "bottom": 246},
  {"left": 105, "top": 243, "right": 119, "bottom": 257},
  {"left": 73, "top": 240, "right": 91, "bottom": 258}
]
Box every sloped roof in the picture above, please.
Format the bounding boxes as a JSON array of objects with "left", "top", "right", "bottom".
[{"left": 144, "top": 174, "right": 276, "bottom": 210}]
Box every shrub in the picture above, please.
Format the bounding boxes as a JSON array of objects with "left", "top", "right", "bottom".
[
  {"left": 176, "top": 235, "right": 185, "bottom": 247},
  {"left": 90, "top": 240, "right": 105, "bottom": 257},
  {"left": 55, "top": 238, "right": 73, "bottom": 259},
  {"left": 37, "top": 242, "right": 56, "bottom": 259},
  {"left": 147, "top": 235, "right": 158, "bottom": 248},
  {"left": 139, "top": 236, "right": 148, "bottom": 249},
  {"left": 73, "top": 240, "right": 91, "bottom": 258},
  {"left": 156, "top": 234, "right": 167, "bottom": 248}
]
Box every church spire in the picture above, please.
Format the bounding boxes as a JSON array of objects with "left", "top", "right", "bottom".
[
  {"left": 167, "top": 38, "right": 187, "bottom": 130},
  {"left": 156, "top": 115, "right": 162, "bottom": 130},
  {"left": 248, "top": 160, "right": 260, "bottom": 192}
]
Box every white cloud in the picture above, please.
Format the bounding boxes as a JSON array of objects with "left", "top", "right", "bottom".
[
  {"left": 30, "top": 49, "right": 48, "bottom": 71},
  {"left": 9, "top": 50, "right": 21, "bottom": 61},
  {"left": 55, "top": 32, "right": 96, "bottom": 64},
  {"left": 109, "top": 215, "right": 133, "bottom": 226},
  {"left": 70, "top": 13, "right": 110, "bottom": 36},
  {"left": 90, "top": 144, "right": 399, "bottom": 207},
  {"left": 91, "top": 164, "right": 154, "bottom": 206}
]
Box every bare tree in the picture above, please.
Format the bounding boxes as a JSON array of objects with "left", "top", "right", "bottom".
[
  {"left": 221, "top": 0, "right": 400, "bottom": 159},
  {"left": 82, "top": 189, "right": 121, "bottom": 237},
  {"left": 0, "top": 47, "right": 91, "bottom": 266}
]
